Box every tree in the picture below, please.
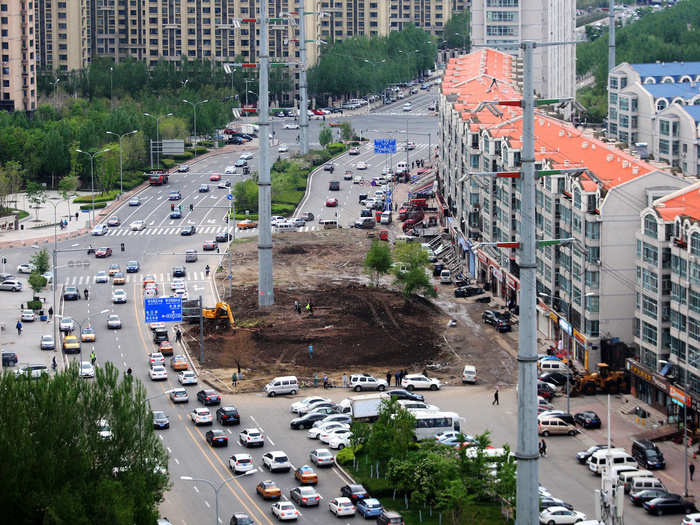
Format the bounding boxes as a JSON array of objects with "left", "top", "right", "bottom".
[
  {"left": 364, "top": 398, "right": 415, "bottom": 466},
  {"left": 58, "top": 174, "right": 80, "bottom": 219},
  {"left": 363, "top": 239, "right": 393, "bottom": 286},
  {"left": 30, "top": 248, "right": 50, "bottom": 275},
  {"left": 0, "top": 363, "right": 169, "bottom": 525},
  {"left": 232, "top": 178, "right": 259, "bottom": 214},
  {"left": 28, "top": 272, "right": 47, "bottom": 294},
  {"left": 442, "top": 12, "right": 470, "bottom": 51},
  {"left": 25, "top": 181, "right": 46, "bottom": 222},
  {"left": 349, "top": 421, "right": 371, "bottom": 449},
  {"left": 0, "top": 161, "right": 24, "bottom": 213},
  {"left": 340, "top": 122, "right": 353, "bottom": 141},
  {"left": 318, "top": 126, "right": 332, "bottom": 148},
  {"left": 392, "top": 241, "right": 437, "bottom": 299}
]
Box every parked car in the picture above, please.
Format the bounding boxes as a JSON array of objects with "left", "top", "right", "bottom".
[
  {"left": 574, "top": 410, "right": 601, "bottom": 429},
  {"left": 482, "top": 310, "right": 512, "bottom": 332},
  {"left": 386, "top": 389, "right": 424, "bottom": 402},
  {"left": 349, "top": 374, "right": 388, "bottom": 392},
  {"left": 538, "top": 506, "right": 586, "bottom": 524},
  {"left": 454, "top": 286, "right": 484, "bottom": 298},
  {"left": 576, "top": 444, "right": 614, "bottom": 464},
  {"left": 630, "top": 488, "right": 669, "bottom": 506},
  {"left": 643, "top": 494, "right": 696, "bottom": 515},
  {"left": 401, "top": 374, "right": 440, "bottom": 391}
]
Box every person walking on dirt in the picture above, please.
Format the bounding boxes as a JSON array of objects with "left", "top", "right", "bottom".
[
  {"left": 323, "top": 375, "right": 328, "bottom": 389},
  {"left": 386, "top": 371, "right": 392, "bottom": 386},
  {"left": 294, "top": 300, "right": 300, "bottom": 314},
  {"left": 232, "top": 372, "right": 238, "bottom": 388},
  {"left": 342, "top": 373, "right": 348, "bottom": 388},
  {"left": 492, "top": 387, "right": 499, "bottom": 406}
]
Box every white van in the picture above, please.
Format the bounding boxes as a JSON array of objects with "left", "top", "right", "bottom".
[
  {"left": 274, "top": 221, "right": 297, "bottom": 233},
  {"left": 440, "top": 269, "right": 452, "bottom": 284},
  {"left": 619, "top": 469, "right": 653, "bottom": 492},
  {"left": 539, "top": 360, "right": 570, "bottom": 374},
  {"left": 587, "top": 448, "right": 636, "bottom": 475},
  {"left": 629, "top": 476, "right": 664, "bottom": 494},
  {"left": 319, "top": 219, "right": 338, "bottom": 229},
  {"left": 380, "top": 211, "right": 392, "bottom": 225},
  {"left": 462, "top": 365, "right": 477, "bottom": 384},
  {"left": 264, "top": 376, "right": 299, "bottom": 397},
  {"left": 396, "top": 161, "right": 408, "bottom": 174}
]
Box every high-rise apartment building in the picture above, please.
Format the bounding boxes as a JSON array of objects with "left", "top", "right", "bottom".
[
  {"left": 470, "top": 0, "right": 575, "bottom": 101},
  {"left": 0, "top": 0, "right": 37, "bottom": 111},
  {"left": 35, "top": 0, "right": 89, "bottom": 72}
]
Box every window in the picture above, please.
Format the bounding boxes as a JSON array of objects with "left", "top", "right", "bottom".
[
  {"left": 586, "top": 295, "right": 599, "bottom": 313},
  {"left": 690, "top": 289, "right": 700, "bottom": 314},
  {"left": 609, "top": 93, "right": 618, "bottom": 105},
  {"left": 692, "top": 232, "right": 700, "bottom": 256},
  {"left": 619, "top": 97, "right": 629, "bottom": 112},
  {"left": 660, "top": 120, "right": 670, "bottom": 136},
  {"left": 672, "top": 310, "right": 687, "bottom": 331},
  {"left": 644, "top": 215, "right": 658, "bottom": 237},
  {"left": 641, "top": 268, "right": 658, "bottom": 293},
  {"left": 642, "top": 321, "right": 658, "bottom": 345},
  {"left": 585, "top": 269, "right": 600, "bottom": 289},
  {"left": 672, "top": 254, "right": 688, "bottom": 278},
  {"left": 642, "top": 242, "right": 658, "bottom": 265},
  {"left": 609, "top": 77, "right": 618, "bottom": 90},
  {"left": 586, "top": 320, "right": 600, "bottom": 337},
  {"left": 673, "top": 282, "right": 688, "bottom": 304},
  {"left": 573, "top": 188, "right": 581, "bottom": 209},
  {"left": 587, "top": 246, "right": 600, "bottom": 264},
  {"left": 692, "top": 262, "right": 700, "bottom": 286},
  {"left": 690, "top": 317, "right": 700, "bottom": 342},
  {"left": 586, "top": 221, "right": 600, "bottom": 240},
  {"left": 642, "top": 295, "right": 658, "bottom": 318}
]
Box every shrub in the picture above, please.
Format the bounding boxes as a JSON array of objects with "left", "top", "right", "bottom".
[
  {"left": 79, "top": 202, "right": 107, "bottom": 210},
  {"left": 170, "top": 152, "right": 195, "bottom": 161},
  {"left": 335, "top": 447, "right": 355, "bottom": 465},
  {"left": 271, "top": 203, "right": 295, "bottom": 215},
  {"left": 194, "top": 146, "right": 208, "bottom": 155},
  {"left": 74, "top": 190, "right": 120, "bottom": 203},
  {"left": 27, "top": 299, "right": 43, "bottom": 311},
  {"left": 326, "top": 142, "right": 346, "bottom": 155},
  {"left": 161, "top": 158, "right": 176, "bottom": 168}
]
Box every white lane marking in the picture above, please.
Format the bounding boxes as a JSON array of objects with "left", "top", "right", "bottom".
[
  {"left": 167, "top": 447, "right": 172, "bottom": 453},
  {"left": 204, "top": 500, "right": 210, "bottom": 508},
  {"left": 159, "top": 435, "right": 164, "bottom": 441},
  {"left": 193, "top": 485, "right": 199, "bottom": 493},
  {"left": 174, "top": 458, "right": 180, "bottom": 465}
]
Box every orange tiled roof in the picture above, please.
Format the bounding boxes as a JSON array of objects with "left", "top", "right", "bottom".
[{"left": 653, "top": 182, "right": 700, "bottom": 221}]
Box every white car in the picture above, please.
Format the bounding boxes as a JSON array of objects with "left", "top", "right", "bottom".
[
  {"left": 190, "top": 407, "right": 213, "bottom": 425},
  {"left": 59, "top": 317, "right": 74, "bottom": 332},
  {"left": 240, "top": 152, "right": 253, "bottom": 160},
  {"left": 353, "top": 175, "right": 362, "bottom": 184},
  {"left": 79, "top": 361, "right": 95, "bottom": 378},
  {"left": 174, "top": 288, "right": 188, "bottom": 300},
  {"left": 92, "top": 224, "right": 108, "bottom": 236},
  {"left": 130, "top": 220, "right": 146, "bottom": 231},
  {"left": 329, "top": 497, "right": 355, "bottom": 517},
  {"left": 178, "top": 370, "right": 198, "bottom": 385},
  {"left": 278, "top": 144, "right": 288, "bottom": 153},
  {"left": 290, "top": 396, "right": 329, "bottom": 414},
  {"left": 349, "top": 374, "right": 387, "bottom": 392},
  {"left": 401, "top": 373, "right": 441, "bottom": 391},
  {"left": 397, "top": 400, "right": 440, "bottom": 412},
  {"left": 309, "top": 448, "right": 335, "bottom": 467},
  {"left": 262, "top": 450, "right": 292, "bottom": 472},
  {"left": 271, "top": 501, "right": 301, "bottom": 521},
  {"left": 170, "top": 278, "right": 185, "bottom": 290},
  {"left": 403, "top": 102, "right": 412, "bottom": 112},
  {"left": 224, "top": 166, "right": 236, "bottom": 174},
  {"left": 42, "top": 271, "right": 53, "bottom": 284},
  {"left": 538, "top": 507, "right": 586, "bottom": 524},
  {"left": 320, "top": 427, "right": 351, "bottom": 444},
  {"left": 239, "top": 428, "right": 265, "bottom": 447},
  {"left": 21, "top": 309, "right": 35, "bottom": 322},
  {"left": 112, "top": 289, "right": 127, "bottom": 303},
  {"left": 17, "top": 263, "right": 35, "bottom": 274},
  {"left": 328, "top": 431, "right": 352, "bottom": 449},
  {"left": 149, "top": 365, "right": 168, "bottom": 381},
  {"left": 284, "top": 123, "right": 300, "bottom": 129},
  {"left": 228, "top": 453, "right": 254, "bottom": 473},
  {"left": 356, "top": 161, "right": 367, "bottom": 170},
  {"left": 307, "top": 422, "right": 349, "bottom": 440},
  {"left": 149, "top": 352, "right": 165, "bottom": 366},
  {"left": 40, "top": 334, "right": 55, "bottom": 350},
  {"left": 95, "top": 271, "right": 109, "bottom": 283},
  {"left": 107, "top": 314, "right": 121, "bottom": 329}
]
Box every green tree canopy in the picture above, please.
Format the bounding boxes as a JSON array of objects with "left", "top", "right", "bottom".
[
  {"left": 364, "top": 239, "right": 393, "bottom": 286},
  {"left": 30, "top": 248, "right": 50, "bottom": 274},
  {"left": 318, "top": 126, "right": 332, "bottom": 148},
  {"left": 441, "top": 11, "right": 470, "bottom": 51},
  {"left": 392, "top": 241, "right": 436, "bottom": 299}
]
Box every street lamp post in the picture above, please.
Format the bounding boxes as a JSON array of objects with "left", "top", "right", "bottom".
[
  {"left": 109, "top": 66, "right": 114, "bottom": 109},
  {"left": 180, "top": 470, "right": 258, "bottom": 525},
  {"left": 182, "top": 99, "right": 209, "bottom": 159},
  {"left": 106, "top": 130, "right": 138, "bottom": 195},
  {"left": 50, "top": 78, "right": 60, "bottom": 109},
  {"left": 75, "top": 148, "right": 110, "bottom": 226},
  {"left": 144, "top": 113, "right": 173, "bottom": 169},
  {"left": 244, "top": 79, "right": 256, "bottom": 107}
]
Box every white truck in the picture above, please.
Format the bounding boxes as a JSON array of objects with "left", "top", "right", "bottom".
[
  {"left": 338, "top": 393, "right": 387, "bottom": 422},
  {"left": 241, "top": 123, "right": 259, "bottom": 136}
]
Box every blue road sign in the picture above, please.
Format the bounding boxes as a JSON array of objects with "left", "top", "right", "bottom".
[
  {"left": 374, "top": 139, "right": 396, "bottom": 154},
  {"left": 144, "top": 297, "right": 183, "bottom": 323},
  {"left": 227, "top": 193, "right": 233, "bottom": 200}
]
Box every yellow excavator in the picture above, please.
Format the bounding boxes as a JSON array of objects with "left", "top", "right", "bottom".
[{"left": 202, "top": 302, "right": 235, "bottom": 328}]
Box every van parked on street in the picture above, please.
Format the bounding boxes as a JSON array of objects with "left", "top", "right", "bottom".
[{"left": 264, "top": 376, "right": 299, "bottom": 397}]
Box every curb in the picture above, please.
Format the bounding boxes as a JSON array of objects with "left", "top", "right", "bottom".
[{"left": 334, "top": 461, "right": 356, "bottom": 484}]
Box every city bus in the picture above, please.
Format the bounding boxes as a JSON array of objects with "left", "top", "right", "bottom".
[{"left": 412, "top": 411, "right": 463, "bottom": 441}]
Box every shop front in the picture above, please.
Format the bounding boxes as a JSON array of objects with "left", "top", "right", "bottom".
[
  {"left": 627, "top": 359, "right": 676, "bottom": 420},
  {"left": 506, "top": 274, "right": 519, "bottom": 309}
]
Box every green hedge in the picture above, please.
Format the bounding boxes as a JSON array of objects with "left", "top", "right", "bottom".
[
  {"left": 27, "top": 299, "right": 43, "bottom": 311},
  {"left": 336, "top": 447, "right": 355, "bottom": 465},
  {"left": 161, "top": 158, "right": 176, "bottom": 169},
  {"left": 74, "top": 190, "right": 120, "bottom": 203},
  {"left": 194, "top": 146, "right": 208, "bottom": 155},
  {"left": 79, "top": 202, "right": 107, "bottom": 210},
  {"left": 326, "top": 142, "right": 347, "bottom": 155},
  {"left": 121, "top": 172, "right": 148, "bottom": 191},
  {"left": 273, "top": 190, "right": 304, "bottom": 205},
  {"left": 271, "top": 203, "right": 295, "bottom": 215},
  {"left": 169, "top": 152, "right": 195, "bottom": 161}
]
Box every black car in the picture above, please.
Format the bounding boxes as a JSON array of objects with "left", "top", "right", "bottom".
[
  {"left": 216, "top": 232, "right": 232, "bottom": 242},
  {"left": 386, "top": 389, "right": 425, "bottom": 402},
  {"left": 539, "top": 372, "right": 571, "bottom": 389},
  {"left": 630, "top": 488, "right": 669, "bottom": 506},
  {"left": 290, "top": 412, "right": 329, "bottom": 430},
  {"left": 455, "top": 286, "right": 484, "bottom": 298},
  {"left": 482, "top": 310, "right": 511, "bottom": 332},
  {"left": 301, "top": 212, "right": 314, "bottom": 222},
  {"left": 1, "top": 351, "right": 18, "bottom": 367},
  {"left": 152, "top": 410, "right": 170, "bottom": 429},
  {"left": 575, "top": 444, "right": 613, "bottom": 464},
  {"left": 537, "top": 381, "right": 556, "bottom": 399},
  {"left": 540, "top": 411, "right": 576, "bottom": 426},
  {"left": 432, "top": 264, "right": 444, "bottom": 276},
  {"left": 153, "top": 328, "right": 168, "bottom": 343},
  {"left": 229, "top": 136, "right": 245, "bottom": 145},
  {"left": 574, "top": 410, "right": 601, "bottom": 429},
  {"left": 360, "top": 208, "right": 373, "bottom": 217},
  {"left": 205, "top": 429, "right": 229, "bottom": 447},
  {"left": 181, "top": 225, "right": 196, "bottom": 236},
  {"left": 63, "top": 286, "right": 80, "bottom": 301},
  {"left": 230, "top": 513, "right": 254, "bottom": 525},
  {"left": 216, "top": 406, "right": 240, "bottom": 425},
  {"left": 172, "top": 266, "right": 186, "bottom": 278},
  {"left": 643, "top": 494, "right": 696, "bottom": 515},
  {"left": 340, "top": 484, "right": 369, "bottom": 503},
  {"left": 539, "top": 498, "right": 574, "bottom": 511},
  {"left": 197, "top": 389, "right": 222, "bottom": 406}
]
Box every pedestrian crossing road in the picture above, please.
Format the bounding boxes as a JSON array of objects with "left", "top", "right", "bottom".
[{"left": 102, "top": 224, "right": 323, "bottom": 236}]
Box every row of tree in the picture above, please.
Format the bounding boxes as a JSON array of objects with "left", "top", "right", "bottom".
[{"left": 364, "top": 239, "right": 437, "bottom": 300}]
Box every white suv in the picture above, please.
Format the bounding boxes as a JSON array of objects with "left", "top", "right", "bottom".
[
  {"left": 262, "top": 450, "right": 292, "bottom": 472},
  {"left": 349, "top": 374, "right": 387, "bottom": 392},
  {"left": 401, "top": 374, "right": 441, "bottom": 391}
]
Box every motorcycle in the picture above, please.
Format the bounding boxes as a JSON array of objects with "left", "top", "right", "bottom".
[{"left": 87, "top": 246, "right": 95, "bottom": 255}]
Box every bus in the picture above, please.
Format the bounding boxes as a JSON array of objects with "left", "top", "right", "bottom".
[{"left": 412, "top": 411, "right": 463, "bottom": 441}]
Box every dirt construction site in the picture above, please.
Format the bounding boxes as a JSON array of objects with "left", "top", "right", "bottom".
[{"left": 194, "top": 229, "right": 518, "bottom": 391}]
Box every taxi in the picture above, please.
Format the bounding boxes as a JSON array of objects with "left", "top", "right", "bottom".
[
  {"left": 294, "top": 465, "right": 318, "bottom": 485},
  {"left": 112, "top": 272, "right": 126, "bottom": 285},
  {"left": 142, "top": 274, "right": 156, "bottom": 288},
  {"left": 237, "top": 219, "right": 258, "bottom": 230},
  {"left": 159, "top": 341, "right": 174, "bottom": 356},
  {"left": 80, "top": 328, "right": 96, "bottom": 343},
  {"left": 171, "top": 355, "right": 188, "bottom": 371},
  {"left": 108, "top": 264, "right": 121, "bottom": 276},
  {"left": 256, "top": 480, "right": 281, "bottom": 500},
  {"left": 63, "top": 335, "right": 80, "bottom": 353}
]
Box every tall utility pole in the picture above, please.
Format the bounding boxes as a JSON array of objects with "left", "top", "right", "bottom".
[
  {"left": 183, "top": 99, "right": 209, "bottom": 158},
  {"left": 607, "top": 0, "right": 616, "bottom": 137},
  {"left": 298, "top": 3, "right": 309, "bottom": 154},
  {"left": 258, "top": 7, "right": 274, "bottom": 307},
  {"left": 106, "top": 130, "right": 138, "bottom": 194}
]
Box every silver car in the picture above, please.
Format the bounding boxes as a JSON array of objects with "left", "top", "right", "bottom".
[
  {"left": 40, "top": 335, "right": 55, "bottom": 350},
  {"left": 95, "top": 271, "right": 109, "bottom": 283},
  {"left": 107, "top": 314, "right": 122, "bottom": 329},
  {"left": 0, "top": 279, "right": 22, "bottom": 292}
]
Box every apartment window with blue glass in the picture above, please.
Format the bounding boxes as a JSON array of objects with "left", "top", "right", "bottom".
[
  {"left": 619, "top": 98, "right": 629, "bottom": 112},
  {"left": 609, "top": 93, "right": 618, "bottom": 105},
  {"left": 644, "top": 214, "right": 657, "bottom": 237},
  {"left": 586, "top": 221, "right": 600, "bottom": 240},
  {"left": 609, "top": 77, "right": 618, "bottom": 89},
  {"left": 660, "top": 120, "right": 670, "bottom": 136}
]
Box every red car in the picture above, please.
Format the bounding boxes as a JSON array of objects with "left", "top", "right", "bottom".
[
  {"left": 325, "top": 198, "right": 338, "bottom": 207},
  {"left": 95, "top": 247, "right": 112, "bottom": 258},
  {"left": 312, "top": 109, "right": 324, "bottom": 115},
  {"left": 205, "top": 429, "right": 229, "bottom": 447},
  {"left": 348, "top": 147, "right": 360, "bottom": 155},
  {"left": 202, "top": 241, "right": 217, "bottom": 251},
  {"left": 209, "top": 174, "right": 221, "bottom": 182}
]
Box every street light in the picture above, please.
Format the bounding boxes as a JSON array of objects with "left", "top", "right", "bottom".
[
  {"left": 75, "top": 148, "right": 110, "bottom": 226},
  {"left": 50, "top": 78, "right": 60, "bottom": 109},
  {"left": 143, "top": 113, "right": 173, "bottom": 169},
  {"left": 109, "top": 66, "right": 114, "bottom": 109},
  {"left": 182, "top": 99, "right": 209, "bottom": 159},
  {"left": 180, "top": 470, "right": 258, "bottom": 525},
  {"left": 106, "top": 130, "right": 138, "bottom": 195}
]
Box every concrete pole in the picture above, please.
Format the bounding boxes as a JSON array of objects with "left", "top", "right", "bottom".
[
  {"left": 515, "top": 40, "right": 539, "bottom": 525},
  {"left": 607, "top": 0, "right": 615, "bottom": 137},
  {"left": 258, "top": 7, "right": 275, "bottom": 307},
  {"left": 199, "top": 295, "right": 204, "bottom": 362},
  {"left": 298, "top": 4, "right": 309, "bottom": 154},
  {"left": 229, "top": 194, "right": 235, "bottom": 300}
]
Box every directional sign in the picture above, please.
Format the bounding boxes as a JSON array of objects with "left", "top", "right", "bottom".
[
  {"left": 374, "top": 139, "right": 396, "bottom": 154},
  {"left": 227, "top": 193, "right": 233, "bottom": 200},
  {"left": 144, "top": 297, "right": 183, "bottom": 323}
]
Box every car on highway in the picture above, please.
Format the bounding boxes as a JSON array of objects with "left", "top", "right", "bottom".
[
  {"left": 234, "top": 159, "right": 248, "bottom": 168},
  {"left": 239, "top": 428, "right": 265, "bottom": 447},
  {"left": 126, "top": 260, "right": 140, "bottom": 273},
  {"left": 403, "top": 102, "right": 412, "bottom": 112},
  {"left": 173, "top": 288, "right": 189, "bottom": 300},
  {"left": 276, "top": 143, "right": 288, "bottom": 153},
  {"left": 209, "top": 174, "right": 221, "bottom": 182},
  {"left": 197, "top": 389, "right": 221, "bottom": 405},
  {"left": 263, "top": 451, "right": 291, "bottom": 472},
  {"left": 454, "top": 286, "right": 485, "bottom": 298},
  {"left": 237, "top": 219, "right": 258, "bottom": 230},
  {"left": 152, "top": 410, "right": 170, "bottom": 430},
  {"left": 169, "top": 388, "right": 189, "bottom": 403},
  {"left": 356, "top": 161, "right": 367, "bottom": 170},
  {"left": 309, "top": 448, "right": 334, "bottom": 467},
  {"left": 202, "top": 240, "right": 217, "bottom": 251},
  {"left": 401, "top": 374, "right": 441, "bottom": 391},
  {"left": 40, "top": 334, "right": 55, "bottom": 350},
  {"left": 112, "top": 272, "right": 126, "bottom": 285},
  {"left": 215, "top": 232, "right": 232, "bottom": 242},
  {"left": 170, "top": 355, "right": 188, "bottom": 370},
  {"left": 130, "top": 220, "right": 146, "bottom": 231},
  {"left": 574, "top": 410, "right": 601, "bottom": 429},
  {"left": 227, "top": 454, "right": 255, "bottom": 474},
  {"left": 300, "top": 212, "right": 314, "bottom": 222},
  {"left": 190, "top": 408, "right": 213, "bottom": 425},
  {"left": 224, "top": 166, "right": 236, "bottom": 174},
  {"left": 149, "top": 365, "right": 167, "bottom": 381},
  {"left": 107, "top": 314, "right": 121, "bottom": 329},
  {"left": 95, "top": 247, "right": 112, "bottom": 258},
  {"left": 386, "top": 389, "right": 424, "bottom": 402},
  {"left": 168, "top": 191, "right": 181, "bottom": 200},
  {"left": 283, "top": 123, "right": 299, "bottom": 129},
  {"left": 199, "top": 184, "right": 209, "bottom": 193},
  {"left": 170, "top": 209, "right": 182, "bottom": 219},
  {"left": 63, "top": 286, "right": 80, "bottom": 301},
  {"left": 482, "top": 310, "right": 512, "bottom": 332},
  {"left": 256, "top": 480, "right": 282, "bottom": 500},
  {"left": 107, "top": 216, "right": 121, "bottom": 226},
  {"left": 348, "top": 146, "right": 360, "bottom": 155},
  {"left": 17, "top": 263, "right": 35, "bottom": 274},
  {"left": 112, "top": 289, "right": 127, "bottom": 303},
  {"left": 290, "top": 486, "right": 321, "bottom": 507},
  {"left": 148, "top": 352, "right": 165, "bottom": 366},
  {"left": 62, "top": 335, "right": 80, "bottom": 353},
  {"left": 79, "top": 361, "right": 95, "bottom": 378},
  {"left": 341, "top": 484, "right": 369, "bottom": 503},
  {"left": 21, "top": 309, "right": 35, "bottom": 322},
  {"left": 205, "top": 429, "right": 229, "bottom": 447},
  {"left": 185, "top": 249, "right": 198, "bottom": 262},
  {"left": 216, "top": 406, "right": 240, "bottom": 425},
  {"left": 538, "top": 507, "right": 586, "bottom": 524},
  {"left": 94, "top": 270, "right": 109, "bottom": 283},
  {"left": 218, "top": 180, "right": 231, "bottom": 189},
  {"left": 294, "top": 465, "right": 318, "bottom": 485},
  {"left": 0, "top": 279, "right": 22, "bottom": 292},
  {"left": 108, "top": 264, "right": 121, "bottom": 276},
  {"left": 329, "top": 497, "right": 355, "bottom": 517},
  {"left": 177, "top": 370, "right": 197, "bottom": 385},
  {"left": 92, "top": 224, "right": 108, "bottom": 236},
  {"left": 80, "top": 327, "right": 96, "bottom": 342},
  {"left": 343, "top": 171, "right": 353, "bottom": 181},
  {"left": 325, "top": 198, "right": 338, "bottom": 207},
  {"left": 181, "top": 225, "right": 196, "bottom": 236},
  {"left": 271, "top": 501, "right": 300, "bottom": 521},
  {"left": 177, "top": 164, "right": 190, "bottom": 172},
  {"left": 357, "top": 498, "right": 383, "bottom": 519},
  {"left": 59, "top": 317, "right": 75, "bottom": 332},
  {"left": 128, "top": 197, "right": 141, "bottom": 206}
]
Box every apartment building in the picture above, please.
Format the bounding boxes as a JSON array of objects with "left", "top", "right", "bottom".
[
  {"left": 438, "top": 49, "right": 687, "bottom": 370},
  {"left": 0, "top": 0, "right": 37, "bottom": 111},
  {"left": 607, "top": 61, "right": 700, "bottom": 176},
  {"left": 470, "top": 0, "right": 575, "bottom": 103},
  {"left": 35, "top": 0, "right": 89, "bottom": 72}
]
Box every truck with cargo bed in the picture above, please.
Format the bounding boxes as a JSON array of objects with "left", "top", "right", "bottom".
[{"left": 338, "top": 393, "right": 387, "bottom": 422}]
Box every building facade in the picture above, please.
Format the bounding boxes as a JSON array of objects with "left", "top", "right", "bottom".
[
  {"left": 35, "top": 0, "right": 90, "bottom": 72},
  {"left": 438, "top": 49, "right": 688, "bottom": 371},
  {"left": 0, "top": 0, "right": 37, "bottom": 111},
  {"left": 469, "top": 0, "right": 575, "bottom": 102}
]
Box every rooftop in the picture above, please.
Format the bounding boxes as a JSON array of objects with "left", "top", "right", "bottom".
[
  {"left": 681, "top": 105, "right": 700, "bottom": 125},
  {"left": 641, "top": 82, "right": 700, "bottom": 100},
  {"left": 653, "top": 182, "right": 700, "bottom": 222},
  {"left": 631, "top": 61, "right": 700, "bottom": 80}
]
